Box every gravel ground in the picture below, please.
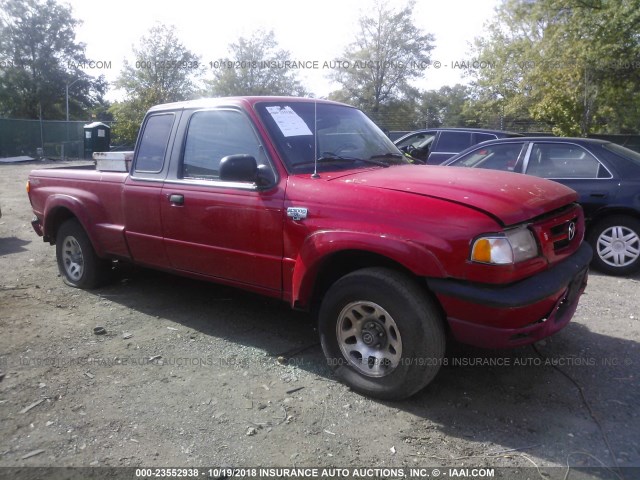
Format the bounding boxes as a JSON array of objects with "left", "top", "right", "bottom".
[{"left": 0, "top": 160, "right": 639, "bottom": 480}]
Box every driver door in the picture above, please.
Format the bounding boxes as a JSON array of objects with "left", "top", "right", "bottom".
[{"left": 160, "top": 108, "right": 284, "bottom": 293}]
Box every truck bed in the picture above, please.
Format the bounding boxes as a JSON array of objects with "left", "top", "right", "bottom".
[{"left": 28, "top": 166, "right": 130, "bottom": 259}]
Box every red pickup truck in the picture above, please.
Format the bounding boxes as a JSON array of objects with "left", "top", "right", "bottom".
[{"left": 27, "top": 97, "right": 592, "bottom": 399}]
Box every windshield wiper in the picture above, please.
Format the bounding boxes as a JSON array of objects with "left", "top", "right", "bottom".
[
  {"left": 317, "top": 152, "right": 390, "bottom": 167},
  {"left": 297, "top": 152, "right": 390, "bottom": 168},
  {"left": 369, "top": 152, "right": 407, "bottom": 164}
]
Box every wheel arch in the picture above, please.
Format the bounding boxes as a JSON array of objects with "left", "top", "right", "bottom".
[
  {"left": 43, "top": 206, "right": 75, "bottom": 242},
  {"left": 588, "top": 207, "right": 640, "bottom": 232},
  {"left": 290, "top": 231, "right": 446, "bottom": 311},
  {"left": 43, "top": 197, "right": 105, "bottom": 257},
  {"left": 308, "top": 250, "right": 413, "bottom": 311}
]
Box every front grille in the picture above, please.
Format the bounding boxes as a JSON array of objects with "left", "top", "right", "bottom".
[
  {"left": 529, "top": 204, "right": 584, "bottom": 265},
  {"left": 550, "top": 217, "right": 578, "bottom": 252}
]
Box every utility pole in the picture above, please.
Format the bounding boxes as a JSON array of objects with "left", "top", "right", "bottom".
[
  {"left": 65, "top": 78, "right": 82, "bottom": 159},
  {"left": 65, "top": 78, "right": 82, "bottom": 122}
]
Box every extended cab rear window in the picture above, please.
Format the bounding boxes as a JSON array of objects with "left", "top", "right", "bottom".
[{"left": 134, "top": 113, "right": 175, "bottom": 173}]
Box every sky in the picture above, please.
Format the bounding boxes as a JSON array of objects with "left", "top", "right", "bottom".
[{"left": 66, "top": 0, "right": 501, "bottom": 101}]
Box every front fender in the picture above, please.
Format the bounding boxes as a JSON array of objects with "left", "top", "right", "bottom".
[{"left": 291, "top": 230, "right": 446, "bottom": 307}]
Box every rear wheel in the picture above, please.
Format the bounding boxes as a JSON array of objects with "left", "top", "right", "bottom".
[
  {"left": 587, "top": 215, "right": 640, "bottom": 276},
  {"left": 56, "top": 219, "right": 111, "bottom": 289},
  {"left": 318, "top": 267, "right": 446, "bottom": 400}
]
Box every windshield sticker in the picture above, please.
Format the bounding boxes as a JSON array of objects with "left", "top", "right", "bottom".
[{"left": 266, "top": 106, "right": 313, "bottom": 137}]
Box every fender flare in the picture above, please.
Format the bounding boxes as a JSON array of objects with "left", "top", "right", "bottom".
[
  {"left": 291, "top": 230, "right": 446, "bottom": 307},
  {"left": 43, "top": 194, "right": 106, "bottom": 257}
]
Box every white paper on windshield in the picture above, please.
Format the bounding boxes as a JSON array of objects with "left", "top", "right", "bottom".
[{"left": 266, "top": 106, "right": 313, "bottom": 137}]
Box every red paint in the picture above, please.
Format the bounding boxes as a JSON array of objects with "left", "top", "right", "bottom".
[{"left": 27, "top": 97, "right": 591, "bottom": 349}]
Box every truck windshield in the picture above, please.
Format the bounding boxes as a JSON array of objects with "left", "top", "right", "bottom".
[{"left": 255, "top": 101, "right": 408, "bottom": 173}]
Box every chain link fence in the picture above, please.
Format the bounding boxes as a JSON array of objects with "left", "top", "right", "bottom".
[
  {"left": 0, "top": 118, "right": 113, "bottom": 159},
  {"left": 1, "top": 117, "right": 638, "bottom": 160}
]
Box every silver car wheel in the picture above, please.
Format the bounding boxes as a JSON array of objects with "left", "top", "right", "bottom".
[
  {"left": 61, "top": 235, "right": 84, "bottom": 281},
  {"left": 336, "top": 301, "right": 402, "bottom": 378},
  {"left": 597, "top": 225, "right": 640, "bottom": 268}
]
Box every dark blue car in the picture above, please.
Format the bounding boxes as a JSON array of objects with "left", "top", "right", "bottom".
[
  {"left": 394, "top": 128, "right": 523, "bottom": 164},
  {"left": 444, "top": 137, "right": 640, "bottom": 276}
]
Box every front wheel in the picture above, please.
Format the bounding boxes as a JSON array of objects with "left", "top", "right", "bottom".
[
  {"left": 318, "top": 267, "right": 446, "bottom": 400},
  {"left": 587, "top": 215, "right": 640, "bottom": 276},
  {"left": 56, "top": 219, "right": 111, "bottom": 289}
]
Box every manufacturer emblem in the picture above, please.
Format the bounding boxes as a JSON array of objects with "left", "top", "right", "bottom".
[
  {"left": 567, "top": 222, "right": 576, "bottom": 241},
  {"left": 287, "top": 207, "right": 308, "bottom": 221},
  {"left": 362, "top": 332, "right": 374, "bottom": 345}
]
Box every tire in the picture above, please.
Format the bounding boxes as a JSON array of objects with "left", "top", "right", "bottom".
[
  {"left": 318, "top": 267, "right": 446, "bottom": 400},
  {"left": 55, "top": 219, "right": 111, "bottom": 289},
  {"left": 587, "top": 215, "right": 640, "bottom": 276}
]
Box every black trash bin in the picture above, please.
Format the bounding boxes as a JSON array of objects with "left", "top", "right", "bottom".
[{"left": 83, "top": 122, "right": 110, "bottom": 159}]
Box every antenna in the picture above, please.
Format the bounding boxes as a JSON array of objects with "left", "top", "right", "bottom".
[{"left": 311, "top": 100, "right": 319, "bottom": 178}]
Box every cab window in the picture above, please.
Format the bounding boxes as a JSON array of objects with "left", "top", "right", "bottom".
[
  {"left": 134, "top": 113, "right": 175, "bottom": 173},
  {"left": 181, "top": 110, "right": 264, "bottom": 181}
]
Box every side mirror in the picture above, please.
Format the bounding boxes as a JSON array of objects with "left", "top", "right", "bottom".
[
  {"left": 219, "top": 154, "right": 275, "bottom": 187},
  {"left": 256, "top": 164, "right": 276, "bottom": 187},
  {"left": 219, "top": 154, "right": 258, "bottom": 183}
]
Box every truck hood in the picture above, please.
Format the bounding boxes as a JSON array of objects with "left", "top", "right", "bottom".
[{"left": 327, "top": 165, "right": 578, "bottom": 226}]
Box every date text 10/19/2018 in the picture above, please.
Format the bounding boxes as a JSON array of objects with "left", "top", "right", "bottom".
[{"left": 134, "top": 467, "right": 496, "bottom": 478}]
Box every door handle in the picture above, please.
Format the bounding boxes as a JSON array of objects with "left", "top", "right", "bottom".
[
  {"left": 169, "top": 194, "right": 184, "bottom": 205},
  {"left": 589, "top": 193, "right": 608, "bottom": 199}
]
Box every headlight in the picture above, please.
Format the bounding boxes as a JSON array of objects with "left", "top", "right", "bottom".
[{"left": 471, "top": 226, "right": 538, "bottom": 264}]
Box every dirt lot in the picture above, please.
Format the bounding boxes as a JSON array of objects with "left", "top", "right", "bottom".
[{"left": 0, "top": 160, "right": 639, "bottom": 479}]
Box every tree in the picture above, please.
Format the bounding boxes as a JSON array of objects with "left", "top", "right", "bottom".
[
  {"left": 419, "top": 85, "right": 476, "bottom": 128},
  {"left": 329, "top": 0, "right": 434, "bottom": 121},
  {"left": 363, "top": 100, "right": 423, "bottom": 131},
  {"left": 0, "top": 0, "right": 106, "bottom": 119},
  {"left": 109, "top": 24, "right": 200, "bottom": 144},
  {"left": 203, "top": 30, "right": 307, "bottom": 97},
  {"left": 470, "top": 0, "right": 640, "bottom": 136}
]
